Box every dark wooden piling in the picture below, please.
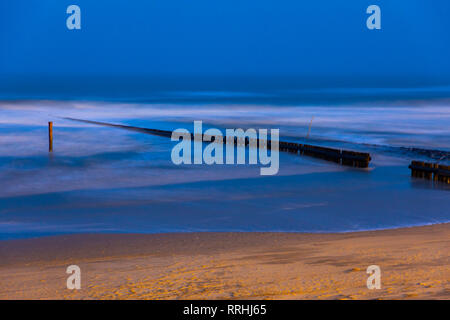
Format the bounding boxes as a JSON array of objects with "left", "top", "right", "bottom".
[
  {"left": 409, "top": 161, "right": 450, "bottom": 184},
  {"left": 341, "top": 150, "right": 371, "bottom": 168},
  {"left": 424, "top": 162, "right": 433, "bottom": 179},
  {"left": 410, "top": 161, "right": 421, "bottom": 178},
  {"left": 302, "top": 145, "right": 342, "bottom": 163},
  {"left": 437, "top": 164, "right": 450, "bottom": 184},
  {"left": 433, "top": 163, "right": 439, "bottom": 181},
  {"left": 48, "top": 121, "right": 53, "bottom": 152},
  {"left": 279, "top": 141, "right": 299, "bottom": 153}
]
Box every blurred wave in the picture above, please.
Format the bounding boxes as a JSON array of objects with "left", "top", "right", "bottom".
[{"left": 0, "top": 98, "right": 449, "bottom": 238}]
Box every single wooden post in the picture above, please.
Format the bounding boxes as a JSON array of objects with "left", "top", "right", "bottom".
[
  {"left": 306, "top": 116, "right": 314, "bottom": 139},
  {"left": 48, "top": 121, "right": 53, "bottom": 152},
  {"left": 424, "top": 162, "right": 433, "bottom": 179}
]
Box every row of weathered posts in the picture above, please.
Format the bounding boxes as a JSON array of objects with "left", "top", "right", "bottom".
[
  {"left": 409, "top": 161, "right": 450, "bottom": 184},
  {"left": 48, "top": 120, "right": 450, "bottom": 184},
  {"left": 59, "top": 119, "right": 372, "bottom": 168},
  {"left": 278, "top": 141, "right": 371, "bottom": 168}
]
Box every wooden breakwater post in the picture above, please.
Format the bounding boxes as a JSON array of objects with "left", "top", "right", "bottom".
[
  {"left": 409, "top": 161, "right": 450, "bottom": 184},
  {"left": 436, "top": 164, "right": 450, "bottom": 184},
  {"left": 48, "top": 121, "right": 53, "bottom": 152}
]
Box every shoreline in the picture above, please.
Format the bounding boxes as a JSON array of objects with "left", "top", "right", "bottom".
[
  {"left": 0, "top": 223, "right": 449, "bottom": 299},
  {"left": 2, "top": 220, "right": 450, "bottom": 242}
]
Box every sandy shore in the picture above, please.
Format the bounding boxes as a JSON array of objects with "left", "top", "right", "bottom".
[{"left": 0, "top": 224, "right": 448, "bottom": 300}]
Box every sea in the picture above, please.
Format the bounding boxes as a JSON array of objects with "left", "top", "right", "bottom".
[{"left": 0, "top": 92, "right": 449, "bottom": 239}]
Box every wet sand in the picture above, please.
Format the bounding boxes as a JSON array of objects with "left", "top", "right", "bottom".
[{"left": 0, "top": 223, "right": 448, "bottom": 300}]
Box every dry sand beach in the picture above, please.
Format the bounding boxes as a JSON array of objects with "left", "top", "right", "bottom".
[{"left": 0, "top": 224, "right": 448, "bottom": 300}]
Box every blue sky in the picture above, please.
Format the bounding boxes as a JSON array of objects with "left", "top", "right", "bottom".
[{"left": 1, "top": 1, "right": 450, "bottom": 98}]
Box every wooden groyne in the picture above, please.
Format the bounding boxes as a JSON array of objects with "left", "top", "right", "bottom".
[
  {"left": 279, "top": 141, "right": 371, "bottom": 167},
  {"left": 207, "top": 137, "right": 370, "bottom": 168},
  {"left": 409, "top": 161, "right": 450, "bottom": 184},
  {"left": 64, "top": 118, "right": 371, "bottom": 168}
]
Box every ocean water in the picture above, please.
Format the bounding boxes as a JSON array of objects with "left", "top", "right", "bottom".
[{"left": 0, "top": 98, "right": 449, "bottom": 239}]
